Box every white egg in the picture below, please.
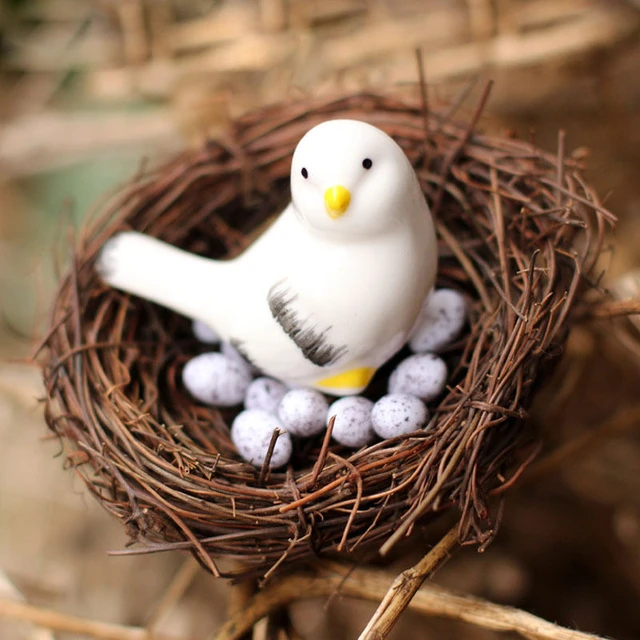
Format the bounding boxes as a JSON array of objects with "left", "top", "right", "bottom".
[
  {"left": 182, "top": 352, "right": 252, "bottom": 407},
  {"left": 388, "top": 353, "right": 448, "bottom": 402},
  {"left": 328, "top": 396, "right": 375, "bottom": 448},
  {"left": 192, "top": 319, "right": 220, "bottom": 344},
  {"left": 409, "top": 289, "right": 468, "bottom": 353},
  {"left": 245, "top": 377, "right": 288, "bottom": 414},
  {"left": 371, "top": 394, "right": 429, "bottom": 439},
  {"left": 231, "top": 409, "right": 292, "bottom": 468},
  {"left": 278, "top": 388, "right": 329, "bottom": 437},
  {"left": 221, "top": 341, "right": 259, "bottom": 376}
]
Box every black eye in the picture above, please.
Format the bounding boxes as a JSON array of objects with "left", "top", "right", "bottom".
[
  {"left": 362, "top": 158, "right": 373, "bottom": 169},
  {"left": 301, "top": 167, "right": 308, "bottom": 179}
]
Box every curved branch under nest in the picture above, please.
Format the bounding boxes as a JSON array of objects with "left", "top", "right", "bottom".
[{"left": 40, "top": 90, "right": 613, "bottom": 580}]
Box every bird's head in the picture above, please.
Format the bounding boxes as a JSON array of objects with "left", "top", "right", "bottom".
[{"left": 290, "top": 119, "right": 424, "bottom": 238}]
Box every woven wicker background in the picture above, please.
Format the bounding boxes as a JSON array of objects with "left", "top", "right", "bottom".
[
  {"left": 2, "top": 0, "right": 640, "bottom": 175},
  {"left": 2, "top": 1, "right": 640, "bottom": 639}
]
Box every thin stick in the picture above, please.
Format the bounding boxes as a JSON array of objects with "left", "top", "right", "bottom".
[
  {"left": 432, "top": 76, "right": 480, "bottom": 137},
  {"left": 212, "top": 563, "right": 607, "bottom": 640},
  {"left": 258, "top": 428, "right": 283, "bottom": 485},
  {"left": 358, "top": 526, "right": 458, "bottom": 639},
  {"left": 309, "top": 416, "right": 334, "bottom": 486},
  {"left": 579, "top": 299, "right": 640, "bottom": 320},
  {"left": 0, "top": 570, "right": 55, "bottom": 640},
  {"left": 0, "top": 597, "right": 189, "bottom": 640},
  {"left": 431, "top": 80, "right": 493, "bottom": 216}
]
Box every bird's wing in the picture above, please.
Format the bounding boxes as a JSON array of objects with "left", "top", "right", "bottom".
[
  {"left": 267, "top": 280, "right": 348, "bottom": 367},
  {"left": 97, "top": 231, "right": 222, "bottom": 324}
]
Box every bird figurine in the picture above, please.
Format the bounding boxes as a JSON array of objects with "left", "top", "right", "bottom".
[{"left": 97, "top": 119, "right": 438, "bottom": 396}]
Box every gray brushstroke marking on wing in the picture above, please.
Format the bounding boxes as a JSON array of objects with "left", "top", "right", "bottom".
[{"left": 268, "top": 281, "right": 348, "bottom": 367}]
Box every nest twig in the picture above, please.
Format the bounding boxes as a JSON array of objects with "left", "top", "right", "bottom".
[{"left": 40, "top": 89, "right": 613, "bottom": 580}]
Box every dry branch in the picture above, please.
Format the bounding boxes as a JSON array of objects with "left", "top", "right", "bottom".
[
  {"left": 0, "top": 570, "right": 54, "bottom": 640},
  {"left": 213, "top": 563, "right": 607, "bottom": 640},
  {"left": 0, "top": 597, "right": 188, "bottom": 640},
  {"left": 358, "top": 526, "right": 459, "bottom": 639},
  {"left": 0, "top": 565, "right": 612, "bottom": 640}
]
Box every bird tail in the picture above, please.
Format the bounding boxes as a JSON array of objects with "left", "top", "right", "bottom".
[{"left": 96, "top": 231, "right": 225, "bottom": 326}]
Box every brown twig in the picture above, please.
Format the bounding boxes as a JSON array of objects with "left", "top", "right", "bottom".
[
  {"left": 258, "top": 428, "right": 283, "bottom": 485},
  {"left": 0, "top": 597, "right": 190, "bottom": 640},
  {"left": 431, "top": 80, "right": 493, "bottom": 216},
  {"left": 358, "top": 526, "right": 458, "bottom": 639},
  {"left": 577, "top": 299, "right": 640, "bottom": 320},
  {"left": 309, "top": 416, "right": 334, "bottom": 486},
  {"left": 0, "top": 569, "right": 55, "bottom": 640},
  {"left": 212, "top": 562, "right": 607, "bottom": 640}
]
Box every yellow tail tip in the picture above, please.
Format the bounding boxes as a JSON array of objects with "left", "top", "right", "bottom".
[{"left": 315, "top": 367, "right": 376, "bottom": 393}]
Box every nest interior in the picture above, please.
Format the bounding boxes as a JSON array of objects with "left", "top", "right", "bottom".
[{"left": 41, "top": 91, "right": 612, "bottom": 580}]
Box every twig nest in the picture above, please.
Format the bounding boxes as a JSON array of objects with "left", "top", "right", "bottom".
[
  {"left": 371, "top": 394, "right": 429, "bottom": 439},
  {"left": 409, "top": 289, "right": 467, "bottom": 353},
  {"left": 41, "top": 91, "right": 612, "bottom": 579},
  {"left": 182, "top": 352, "right": 252, "bottom": 406},
  {"left": 245, "top": 377, "right": 288, "bottom": 413},
  {"left": 278, "top": 388, "right": 329, "bottom": 437},
  {"left": 231, "top": 410, "right": 292, "bottom": 468},
  {"left": 388, "top": 353, "right": 448, "bottom": 401},
  {"left": 328, "top": 396, "right": 376, "bottom": 448}
]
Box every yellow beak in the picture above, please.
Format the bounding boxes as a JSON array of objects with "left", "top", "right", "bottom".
[{"left": 324, "top": 185, "right": 351, "bottom": 219}]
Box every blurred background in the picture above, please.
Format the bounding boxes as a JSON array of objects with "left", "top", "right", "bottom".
[{"left": 1, "top": 1, "right": 640, "bottom": 638}]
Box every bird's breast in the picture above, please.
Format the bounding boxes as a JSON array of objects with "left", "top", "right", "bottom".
[{"left": 282, "top": 230, "right": 434, "bottom": 357}]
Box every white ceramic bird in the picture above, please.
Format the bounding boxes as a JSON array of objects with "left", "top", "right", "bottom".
[{"left": 97, "top": 119, "right": 437, "bottom": 395}]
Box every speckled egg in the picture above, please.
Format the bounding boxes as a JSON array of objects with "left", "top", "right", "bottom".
[
  {"left": 245, "top": 377, "right": 288, "bottom": 414},
  {"left": 182, "top": 352, "right": 252, "bottom": 407},
  {"left": 328, "top": 396, "right": 375, "bottom": 448},
  {"left": 409, "top": 289, "right": 467, "bottom": 353},
  {"left": 371, "top": 394, "right": 429, "bottom": 439},
  {"left": 231, "top": 409, "right": 292, "bottom": 468},
  {"left": 388, "top": 353, "right": 448, "bottom": 402},
  {"left": 278, "top": 388, "right": 329, "bottom": 437},
  {"left": 192, "top": 319, "right": 220, "bottom": 344}
]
